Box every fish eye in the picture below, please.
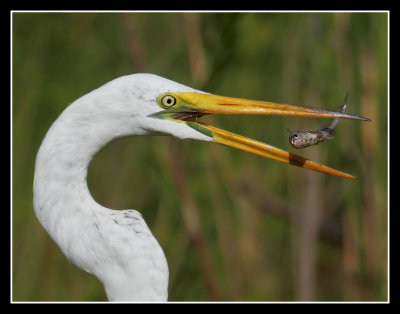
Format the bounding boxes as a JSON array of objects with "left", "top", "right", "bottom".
[{"left": 160, "top": 95, "right": 177, "bottom": 108}]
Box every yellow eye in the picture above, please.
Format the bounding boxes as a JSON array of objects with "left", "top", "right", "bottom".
[{"left": 160, "top": 95, "right": 176, "bottom": 108}]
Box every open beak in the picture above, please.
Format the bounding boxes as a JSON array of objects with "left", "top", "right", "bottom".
[{"left": 153, "top": 92, "right": 370, "bottom": 179}]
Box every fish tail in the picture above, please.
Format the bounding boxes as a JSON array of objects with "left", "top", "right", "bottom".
[{"left": 324, "top": 93, "right": 348, "bottom": 131}]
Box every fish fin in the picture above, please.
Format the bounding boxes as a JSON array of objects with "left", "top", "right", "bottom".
[{"left": 337, "top": 93, "right": 348, "bottom": 112}]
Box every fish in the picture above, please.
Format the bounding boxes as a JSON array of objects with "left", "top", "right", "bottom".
[{"left": 287, "top": 94, "right": 348, "bottom": 149}]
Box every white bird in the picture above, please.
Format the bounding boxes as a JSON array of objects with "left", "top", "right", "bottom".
[{"left": 33, "top": 74, "right": 368, "bottom": 301}]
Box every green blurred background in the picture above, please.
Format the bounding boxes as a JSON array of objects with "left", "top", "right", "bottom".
[{"left": 12, "top": 12, "right": 388, "bottom": 302}]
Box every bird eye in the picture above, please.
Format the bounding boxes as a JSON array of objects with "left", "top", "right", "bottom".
[{"left": 160, "top": 95, "right": 177, "bottom": 108}]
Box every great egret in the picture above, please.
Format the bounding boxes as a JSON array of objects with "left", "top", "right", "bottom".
[{"left": 33, "top": 74, "right": 368, "bottom": 301}]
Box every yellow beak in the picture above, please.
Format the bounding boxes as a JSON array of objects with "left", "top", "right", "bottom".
[{"left": 155, "top": 92, "right": 370, "bottom": 179}]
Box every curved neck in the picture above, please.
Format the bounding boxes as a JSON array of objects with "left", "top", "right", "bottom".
[
  {"left": 33, "top": 107, "right": 104, "bottom": 256},
  {"left": 33, "top": 105, "right": 169, "bottom": 301},
  {"left": 32, "top": 100, "right": 137, "bottom": 268},
  {"left": 33, "top": 102, "right": 137, "bottom": 223}
]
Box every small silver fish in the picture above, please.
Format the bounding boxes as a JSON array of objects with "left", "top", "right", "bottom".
[{"left": 287, "top": 94, "right": 348, "bottom": 149}]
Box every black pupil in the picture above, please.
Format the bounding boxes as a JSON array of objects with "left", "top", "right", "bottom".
[{"left": 163, "top": 96, "right": 175, "bottom": 106}]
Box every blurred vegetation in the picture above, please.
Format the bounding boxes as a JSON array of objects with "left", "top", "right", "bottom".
[{"left": 12, "top": 12, "right": 388, "bottom": 302}]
